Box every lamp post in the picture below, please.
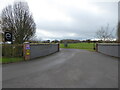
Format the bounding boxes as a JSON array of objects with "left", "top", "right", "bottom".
[{"left": 118, "top": 2, "right": 120, "bottom": 43}]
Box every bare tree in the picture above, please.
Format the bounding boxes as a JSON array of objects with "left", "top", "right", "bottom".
[
  {"left": 1, "top": 1, "right": 36, "bottom": 44},
  {"left": 96, "top": 24, "right": 115, "bottom": 42},
  {"left": 30, "top": 35, "right": 42, "bottom": 43},
  {"left": 0, "top": 18, "right": 2, "bottom": 42}
]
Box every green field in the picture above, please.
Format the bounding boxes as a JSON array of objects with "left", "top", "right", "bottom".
[
  {"left": 60, "top": 43, "right": 95, "bottom": 51},
  {"left": 0, "top": 57, "right": 23, "bottom": 64}
]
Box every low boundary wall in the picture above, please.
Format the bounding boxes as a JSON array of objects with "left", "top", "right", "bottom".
[
  {"left": 97, "top": 43, "right": 120, "bottom": 58},
  {"left": 24, "top": 43, "right": 59, "bottom": 60}
]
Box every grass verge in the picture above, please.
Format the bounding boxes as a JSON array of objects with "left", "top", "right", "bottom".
[
  {"left": 60, "top": 43, "right": 95, "bottom": 51},
  {"left": 0, "top": 57, "right": 24, "bottom": 64}
]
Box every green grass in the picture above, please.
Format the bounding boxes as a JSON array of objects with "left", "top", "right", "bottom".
[
  {"left": 0, "top": 57, "right": 24, "bottom": 64},
  {"left": 60, "top": 43, "right": 95, "bottom": 51}
]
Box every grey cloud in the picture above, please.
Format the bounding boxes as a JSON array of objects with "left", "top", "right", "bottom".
[
  {"left": 0, "top": 1, "right": 117, "bottom": 40},
  {"left": 36, "top": 2, "right": 117, "bottom": 40}
]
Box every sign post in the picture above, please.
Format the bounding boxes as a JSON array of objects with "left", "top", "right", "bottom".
[
  {"left": 5, "top": 32, "right": 12, "bottom": 43},
  {"left": 24, "top": 44, "right": 30, "bottom": 60}
]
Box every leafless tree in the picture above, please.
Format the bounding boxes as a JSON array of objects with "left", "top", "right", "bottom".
[
  {"left": 96, "top": 24, "right": 115, "bottom": 42},
  {"left": 1, "top": 1, "right": 36, "bottom": 44},
  {"left": 30, "top": 35, "right": 42, "bottom": 43},
  {"left": 0, "top": 21, "right": 1, "bottom": 31}
]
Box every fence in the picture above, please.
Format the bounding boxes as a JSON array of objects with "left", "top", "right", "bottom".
[
  {"left": 96, "top": 43, "right": 120, "bottom": 58},
  {"left": 2, "top": 44, "right": 23, "bottom": 57}
]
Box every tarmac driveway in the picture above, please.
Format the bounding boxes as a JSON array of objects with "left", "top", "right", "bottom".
[{"left": 2, "top": 48, "right": 118, "bottom": 88}]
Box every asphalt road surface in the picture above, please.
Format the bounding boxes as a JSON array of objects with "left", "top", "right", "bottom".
[{"left": 2, "top": 48, "right": 118, "bottom": 88}]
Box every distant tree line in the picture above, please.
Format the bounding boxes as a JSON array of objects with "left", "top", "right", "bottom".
[
  {"left": 60, "top": 39, "right": 80, "bottom": 43},
  {"left": 28, "top": 39, "right": 117, "bottom": 44}
]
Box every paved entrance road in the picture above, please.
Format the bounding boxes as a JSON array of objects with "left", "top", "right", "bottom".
[{"left": 3, "top": 49, "right": 118, "bottom": 88}]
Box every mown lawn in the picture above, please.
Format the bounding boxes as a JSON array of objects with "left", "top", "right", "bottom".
[
  {"left": 0, "top": 57, "right": 24, "bottom": 64},
  {"left": 60, "top": 43, "right": 96, "bottom": 51}
]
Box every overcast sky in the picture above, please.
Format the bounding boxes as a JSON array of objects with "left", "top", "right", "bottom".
[{"left": 0, "top": 0, "right": 119, "bottom": 41}]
